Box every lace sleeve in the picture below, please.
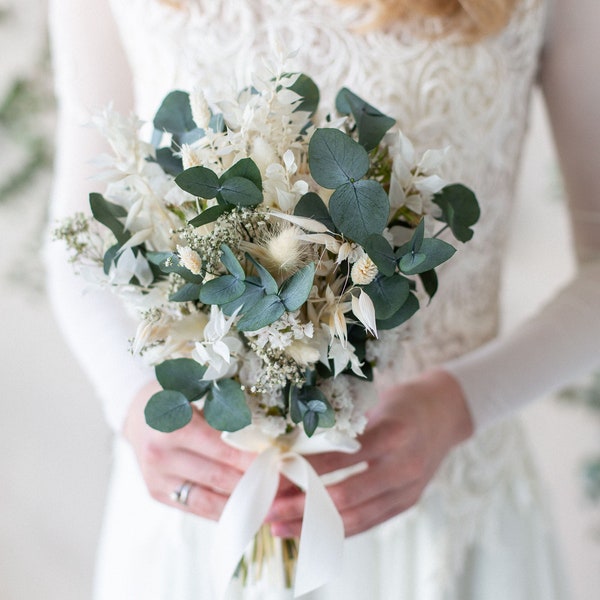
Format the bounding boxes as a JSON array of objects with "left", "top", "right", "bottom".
[
  {"left": 46, "top": 0, "right": 155, "bottom": 432},
  {"left": 443, "top": 0, "right": 600, "bottom": 430}
]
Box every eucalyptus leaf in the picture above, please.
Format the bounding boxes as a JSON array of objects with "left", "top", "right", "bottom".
[
  {"left": 221, "top": 278, "right": 266, "bottom": 316},
  {"left": 204, "top": 379, "right": 252, "bottom": 432},
  {"left": 89, "top": 193, "right": 130, "bottom": 244},
  {"left": 288, "top": 73, "right": 320, "bottom": 116},
  {"left": 175, "top": 166, "right": 220, "bottom": 198},
  {"left": 418, "top": 269, "right": 439, "bottom": 301},
  {"left": 103, "top": 244, "right": 120, "bottom": 275},
  {"left": 363, "top": 274, "right": 410, "bottom": 320},
  {"left": 432, "top": 184, "right": 480, "bottom": 242},
  {"left": 199, "top": 275, "right": 246, "bottom": 305},
  {"left": 189, "top": 204, "right": 232, "bottom": 228},
  {"left": 294, "top": 192, "right": 337, "bottom": 232},
  {"left": 217, "top": 176, "right": 263, "bottom": 207},
  {"left": 153, "top": 90, "right": 196, "bottom": 134},
  {"left": 236, "top": 294, "right": 285, "bottom": 331},
  {"left": 376, "top": 292, "right": 420, "bottom": 330},
  {"left": 399, "top": 238, "right": 456, "bottom": 275},
  {"left": 170, "top": 282, "right": 202, "bottom": 302},
  {"left": 156, "top": 358, "right": 210, "bottom": 401},
  {"left": 145, "top": 390, "right": 193, "bottom": 433},
  {"left": 329, "top": 180, "right": 389, "bottom": 245},
  {"left": 303, "top": 411, "right": 319, "bottom": 437},
  {"left": 364, "top": 234, "right": 397, "bottom": 277},
  {"left": 246, "top": 255, "right": 278, "bottom": 295},
  {"left": 335, "top": 88, "right": 396, "bottom": 152},
  {"left": 221, "top": 157, "right": 262, "bottom": 191},
  {"left": 279, "top": 262, "right": 316, "bottom": 311},
  {"left": 220, "top": 244, "right": 245, "bottom": 280},
  {"left": 308, "top": 128, "right": 369, "bottom": 189},
  {"left": 146, "top": 251, "right": 204, "bottom": 284},
  {"left": 153, "top": 147, "right": 183, "bottom": 176}
]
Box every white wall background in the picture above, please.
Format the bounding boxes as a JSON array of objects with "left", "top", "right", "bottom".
[{"left": 0, "top": 1, "right": 599, "bottom": 598}]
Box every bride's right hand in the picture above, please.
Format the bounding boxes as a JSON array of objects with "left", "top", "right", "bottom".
[{"left": 122, "top": 381, "right": 255, "bottom": 520}]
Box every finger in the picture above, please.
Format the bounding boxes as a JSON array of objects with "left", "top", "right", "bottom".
[
  {"left": 307, "top": 418, "right": 407, "bottom": 475},
  {"left": 164, "top": 409, "right": 256, "bottom": 471},
  {"left": 159, "top": 448, "right": 244, "bottom": 495},
  {"left": 341, "top": 484, "right": 423, "bottom": 537},
  {"left": 159, "top": 476, "right": 230, "bottom": 521}
]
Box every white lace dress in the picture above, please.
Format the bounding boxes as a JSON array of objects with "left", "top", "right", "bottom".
[{"left": 78, "top": 0, "right": 567, "bottom": 598}]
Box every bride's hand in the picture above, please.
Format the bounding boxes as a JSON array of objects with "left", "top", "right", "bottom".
[
  {"left": 122, "top": 381, "right": 255, "bottom": 520},
  {"left": 267, "top": 368, "right": 474, "bottom": 538}
]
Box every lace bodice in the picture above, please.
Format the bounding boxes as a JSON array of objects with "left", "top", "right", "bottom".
[{"left": 109, "top": 0, "right": 546, "bottom": 371}]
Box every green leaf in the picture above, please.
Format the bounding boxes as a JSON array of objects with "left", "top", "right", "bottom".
[
  {"left": 289, "top": 385, "right": 335, "bottom": 436},
  {"left": 103, "top": 243, "right": 120, "bottom": 275},
  {"left": 329, "top": 180, "right": 389, "bottom": 245},
  {"left": 279, "top": 262, "right": 316, "bottom": 311},
  {"left": 175, "top": 166, "right": 220, "bottom": 198},
  {"left": 204, "top": 379, "right": 252, "bottom": 432},
  {"left": 363, "top": 274, "right": 410, "bottom": 320},
  {"left": 303, "top": 411, "right": 319, "bottom": 437},
  {"left": 287, "top": 73, "right": 320, "bottom": 116},
  {"left": 221, "top": 278, "right": 266, "bottom": 316},
  {"left": 399, "top": 238, "right": 456, "bottom": 275},
  {"left": 217, "top": 176, "right": 263, "bottom": 207},
  {"left": 221, "top": 158, "right": 262, "bottom": 191},
  {"left": 220, "top": 244, "right": 245, "bottom": 280},
  {"left": 199, "top": 275, "right": 246, "bottom": 305},
  {"left": 145, "top": 390, "right": 193, "bottom": 433},
  {"left": 376, "top": 292, "right": 420, "bottom": 330},
  {"left": 146, "top": 251, "right": 204, "bottom": 284},
  {"left": 89, "top": 193, "right": 130, "bottom": 244},
  {"left": 169, "top": 282, "right": 202, "bottom": 302},
  {"left": 418, "top": 269, "right": 438, "bottom": 301},
  {"left": 153, "top": 147, "right": 183, "bottom": 176},
  {"left": 335, "top": 88, "right": 396, "bottom": 152},
  {"left": 432, "top": 184, "right": 480, "bottom": 243},
  {"left": 294, "top": 192, "right": 337, "bottom": 232},
  {"left": 156, "top": 358, "right": 210, "bottom": 401},
  {"left": 364, "top": 234, "right": 396, "bottom": 277},
  {"left": 236, "top": 294, "right": 286, "bottom": 331},
  {"left": 398, "top": 251, "right": 426, "bottom": 273},
  {"left": 189, "top": 204, "right": 233, "bottom": 228},
  {"left": 411, "top": 219, "right": 426, "bottom": 253},
  {"left": 246, "top": 255, "right": 278, "bottom": 295},
  {"left": 153, "top": 90, "right": 196, "bottom": 134},
  {"left": 308, "top": 128, "right": 370, "bottom": 189}
]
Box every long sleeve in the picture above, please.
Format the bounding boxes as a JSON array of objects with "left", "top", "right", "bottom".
[
  {"left": 444, "top": 0, "right": 600, "bottom": 431},
  {"left": 46, "top": 0, "right": 155, "bottom": 432}
]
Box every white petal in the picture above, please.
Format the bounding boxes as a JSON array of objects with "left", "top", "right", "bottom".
[
  {"left": 352, "top": 290, "right": 378, "bottom": 338},
  {"left": 269, "top": 210, "right": 330, "bottom": 233}
]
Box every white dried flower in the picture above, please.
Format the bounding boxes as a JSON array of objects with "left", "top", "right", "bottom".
[
  {"left": 260, "top": 225, "right": 308, "bottom": 276},
  {"left": 351, "top": 255, "right": 378, "bottom": 285},
  {"left": 177, "top": 245, "right": 202, "bottom": 275},
  {"left": 190, "top": 88, "right": 212, "bottom": 130}
]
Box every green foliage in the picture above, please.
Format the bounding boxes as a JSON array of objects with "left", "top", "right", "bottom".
[
  {"left": 146, "top": 251, "right": 204, "bottom": 284},
  {"left": 177, "top": 160, "right": 263, "bottom": 207},
  {"left": 289, "top": 384, "right": 335, "bottom": 437},
  {"left": 364, "top": 234, "right": 397, "bottom": 277},
  {"left": 188, "top": 204, "right": 233, "bottom": 228},
  {"left": 156, "top": 358, "right": 211, "bottom": 401},
  {"left": 433, "top": 184, "right": 480, "bottom": 242},
  {"left": 236, "top": 295, "right": 286, "bottom": 331},
  {"left": 145, "top": 390, "right": 194, "bottom": 432},
  {"left": 335, "top": 88, "right": 396, "bottom": 152},
  {"left": 376, "top": 292, "right": 420, "bottom": 330},
  {"left": 204, "top": 379, "right": 252, "bottom": 431},
  {"left": 153, "top": 90, "right": 197, "bottom": 136},
  {"left": 294, "top": 192, "right": 337, "bottom": 233},
  {"left": 89, "top": 193, "right": 130, "bottom": 245},
  {"left": 287, "top": 73, "right": 320, "bottom": 116},
  {"left": 279, "top": 263, "right": 316, "bottom": 311},
  {"left": 363, "top": 274, "right": 411, "bottom": 320}
]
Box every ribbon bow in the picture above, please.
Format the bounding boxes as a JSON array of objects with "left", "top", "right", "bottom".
[{"left": 211, "top": 427, "right": 360, "bottom": 598}]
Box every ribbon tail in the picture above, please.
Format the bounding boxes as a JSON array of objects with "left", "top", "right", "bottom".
[
  {"left": 212, "top": 446, "right": 280, "bottom": 599},
  {"left": 280, "top": 455, "right": 345, "bottom": 597}
]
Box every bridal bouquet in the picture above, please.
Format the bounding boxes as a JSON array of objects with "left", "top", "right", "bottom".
[{"left": 55, "top": 64, "right": 479, "bottom": 597}]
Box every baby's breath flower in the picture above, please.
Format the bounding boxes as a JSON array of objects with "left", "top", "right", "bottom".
[{"left": 351, "top": 255, "right": 378, "bottom": 285}]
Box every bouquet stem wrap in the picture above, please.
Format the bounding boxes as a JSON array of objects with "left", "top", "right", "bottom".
[{"left": 212, "top": 428, "right": 360, "bottom": 598}]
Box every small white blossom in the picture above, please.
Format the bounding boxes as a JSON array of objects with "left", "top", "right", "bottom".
[
  {"left": 351, "top": 255, "right": 378, "bottom": 285},
  {"left": 177, "top": 245, "right": 202, "bottom": 275}
]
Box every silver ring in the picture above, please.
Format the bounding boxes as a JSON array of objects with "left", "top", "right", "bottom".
[{"left": 170, "top": 481, "right": 194, "bottom": 506}]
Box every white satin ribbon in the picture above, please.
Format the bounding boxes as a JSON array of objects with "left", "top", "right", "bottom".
[{"left": 211, "top": 427, "right": 360, "bottom": 599}]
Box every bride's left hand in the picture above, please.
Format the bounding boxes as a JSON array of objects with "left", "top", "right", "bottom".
[{"left": 266, "top": 368, "right": 474, "bottom": 538}]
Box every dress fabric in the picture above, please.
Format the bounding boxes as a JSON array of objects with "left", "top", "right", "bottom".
[{"left": 92, "top": 0, "right": 567, "bottom": 598}]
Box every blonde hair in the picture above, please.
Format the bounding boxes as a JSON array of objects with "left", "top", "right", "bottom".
[
  {"left": 158, "top": 0, "right": 519, "bottom": 40},
  {"left": 340, "top": 0, "right": 519, "bottom": 39}
]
